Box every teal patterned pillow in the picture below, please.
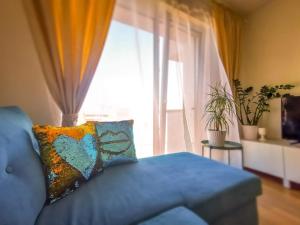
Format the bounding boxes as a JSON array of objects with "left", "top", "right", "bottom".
[{"left": 95, "top": 120, "right": 137, "bottom": 167}]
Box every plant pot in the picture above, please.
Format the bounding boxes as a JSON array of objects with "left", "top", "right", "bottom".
[
  {"left": 242, "top": 125, "right": 258, "bottom": 140},
  {"left": 207, "top": 130, "right": 226, "bottom": 147}
]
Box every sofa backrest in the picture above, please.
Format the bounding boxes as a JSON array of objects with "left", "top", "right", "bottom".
[{"left": 0, "top": 106, "right": 46, "bottom": 225}]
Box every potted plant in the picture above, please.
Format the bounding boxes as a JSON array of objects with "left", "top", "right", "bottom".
[
  {"left": 233, "top": 79, "right": 294, "bottom": 140},
  {"left": 205, "top": 84, "right": 235, "bottom": 147}
]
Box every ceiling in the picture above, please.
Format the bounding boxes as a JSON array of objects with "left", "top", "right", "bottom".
[{"left": 216, "top": 0, "right": 271, "bottom": 15}]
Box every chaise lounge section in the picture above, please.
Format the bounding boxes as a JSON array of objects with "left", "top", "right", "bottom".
[
  {"left": 138, "top": 207, "right": 209, "bottom": 225},
  {"left": 0, "top": 106, "right": 262, "bottom": 225}
]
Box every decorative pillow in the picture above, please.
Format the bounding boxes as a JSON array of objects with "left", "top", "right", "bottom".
[
  {"left": 33, "top": 122, "right": 103, "bottom": 204},
  {"left": 94, "top": 120, "right": 137, "bottom": 167}
]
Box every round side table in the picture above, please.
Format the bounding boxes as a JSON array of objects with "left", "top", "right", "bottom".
[{"left": 201, "top": 140, "right": 244, "bottom": 167}]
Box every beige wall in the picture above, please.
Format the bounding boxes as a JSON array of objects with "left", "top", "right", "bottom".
[
  {"left": 0, "top": 0, "right": 60, "bottom": 125},
  {"left": 240, "top": 0, "right": 300, "bottom": 139}
]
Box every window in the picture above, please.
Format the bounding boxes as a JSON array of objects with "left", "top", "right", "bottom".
[
  {"left": 80, "top": 19, "right": 186, "bottom": 157},
  {"left": 80, "top": 20, "right": 154, "bottom": 157}
]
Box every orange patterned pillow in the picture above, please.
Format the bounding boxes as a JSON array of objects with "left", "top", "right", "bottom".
[{"left": 33, "top": 122, "right": 103, "bottom": 204}]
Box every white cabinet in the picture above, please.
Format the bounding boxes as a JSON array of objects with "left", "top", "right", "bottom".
[
  {"left": 241, "top": 139, "right": 300, "bottom": 188},
  {"left": 284, "top": 146, "right": 300, "bottom": 184},
  {"left": 242, "top": 140, "right": 284, "bottom": 177}
]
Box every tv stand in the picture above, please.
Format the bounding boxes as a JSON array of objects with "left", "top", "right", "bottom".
[
  {"left": 289, "top": 140, "right": 300, "bottom": 145},
  {"left": 241, "top": 139, "right": 300, "bottom": 188}
]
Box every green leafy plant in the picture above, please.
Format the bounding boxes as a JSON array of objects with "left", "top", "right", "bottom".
[
  {"left": 233, "top": 79, "right": 294, "bottom": 126},
  {"left": 205, "top": 84, "right": 235, "bottom": 132}
]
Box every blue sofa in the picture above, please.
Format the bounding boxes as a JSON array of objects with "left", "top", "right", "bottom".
[{"left": 0, "top": 107, "right": 262, "bottom": 225}]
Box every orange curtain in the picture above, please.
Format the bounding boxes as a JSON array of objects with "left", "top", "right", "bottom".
[
  {"left": 212, "top": 3, "right": 241, "bottom": 86},
  {"left": 24, "top": 0, "right": 115, "bottom": 126}
]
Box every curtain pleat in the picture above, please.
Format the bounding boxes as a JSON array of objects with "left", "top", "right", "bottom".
[
  {"left": 212, "top": 3, "right": 241, "bottom": 86},
  {"left": 159, "top": 13, "right": 171, "bottom": 154},
  {"left": 24, "top": 0, "right": 115, "bottom": 126},
  {"left": 153, "top": 6, "right": 161, "bottom": 155},
  {"left": 153, "top": 11, "right": 171, "bottom": 156}
]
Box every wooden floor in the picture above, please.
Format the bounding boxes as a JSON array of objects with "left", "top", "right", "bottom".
[{"left": 258, "top": 176, "right": 300, "bottom": 225}]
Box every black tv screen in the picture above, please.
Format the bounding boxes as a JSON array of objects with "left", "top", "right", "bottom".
[{"left": 282, "top": 96, "right": 300, "bottom": 141}]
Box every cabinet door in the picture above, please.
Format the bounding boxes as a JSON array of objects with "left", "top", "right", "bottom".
[
  {"left": 242, "top": 141, "right": 284, "bottom": 177},
  {"left": 284, "top": 147, "right": 300, "bottom": 183}
]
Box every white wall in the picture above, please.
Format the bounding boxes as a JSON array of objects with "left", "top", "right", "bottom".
[
  {"left": 240, "top": 0, "right": 300, "bottom": 139},
  {"left": 0, "top": 0, "right": 60, "bottom": 125}
]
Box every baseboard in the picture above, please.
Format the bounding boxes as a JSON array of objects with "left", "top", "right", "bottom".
[{"left": 244, "top": 167, "right": 300, "bottom": 190}]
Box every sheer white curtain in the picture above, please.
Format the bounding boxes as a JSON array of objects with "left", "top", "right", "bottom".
[
  {"left": 80, "top": 0, "right": 241, "bottom": 167},
  {"left": 151, "top": 1, "right": 240, "bottom": 165}
]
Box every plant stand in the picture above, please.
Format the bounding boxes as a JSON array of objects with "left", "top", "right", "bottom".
[{"left": 201, "top": 140, "right": 244, "bottom": 167}]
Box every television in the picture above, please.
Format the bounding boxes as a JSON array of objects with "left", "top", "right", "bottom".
[{"left": 281, "top": 96, "right": 300, "bottom": 142}]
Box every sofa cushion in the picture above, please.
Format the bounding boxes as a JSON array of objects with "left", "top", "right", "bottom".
[
  {"left": 33, "top": 123, "right": 103, "bottom": 204},
  {"left": 0, "top": 106, "right": 46, "bottom": 225},
  {"left": 138, "top": 207, "right": 208, "bottom": 225},
  {"left": 37, "top": 152, "right": 261, "bottom": 225},
  {"left": 0, "top": 106, "right": 39, "bottom": 153},
  {"left": 94, "top": 120, "right": 137, "bottom": 167}
]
